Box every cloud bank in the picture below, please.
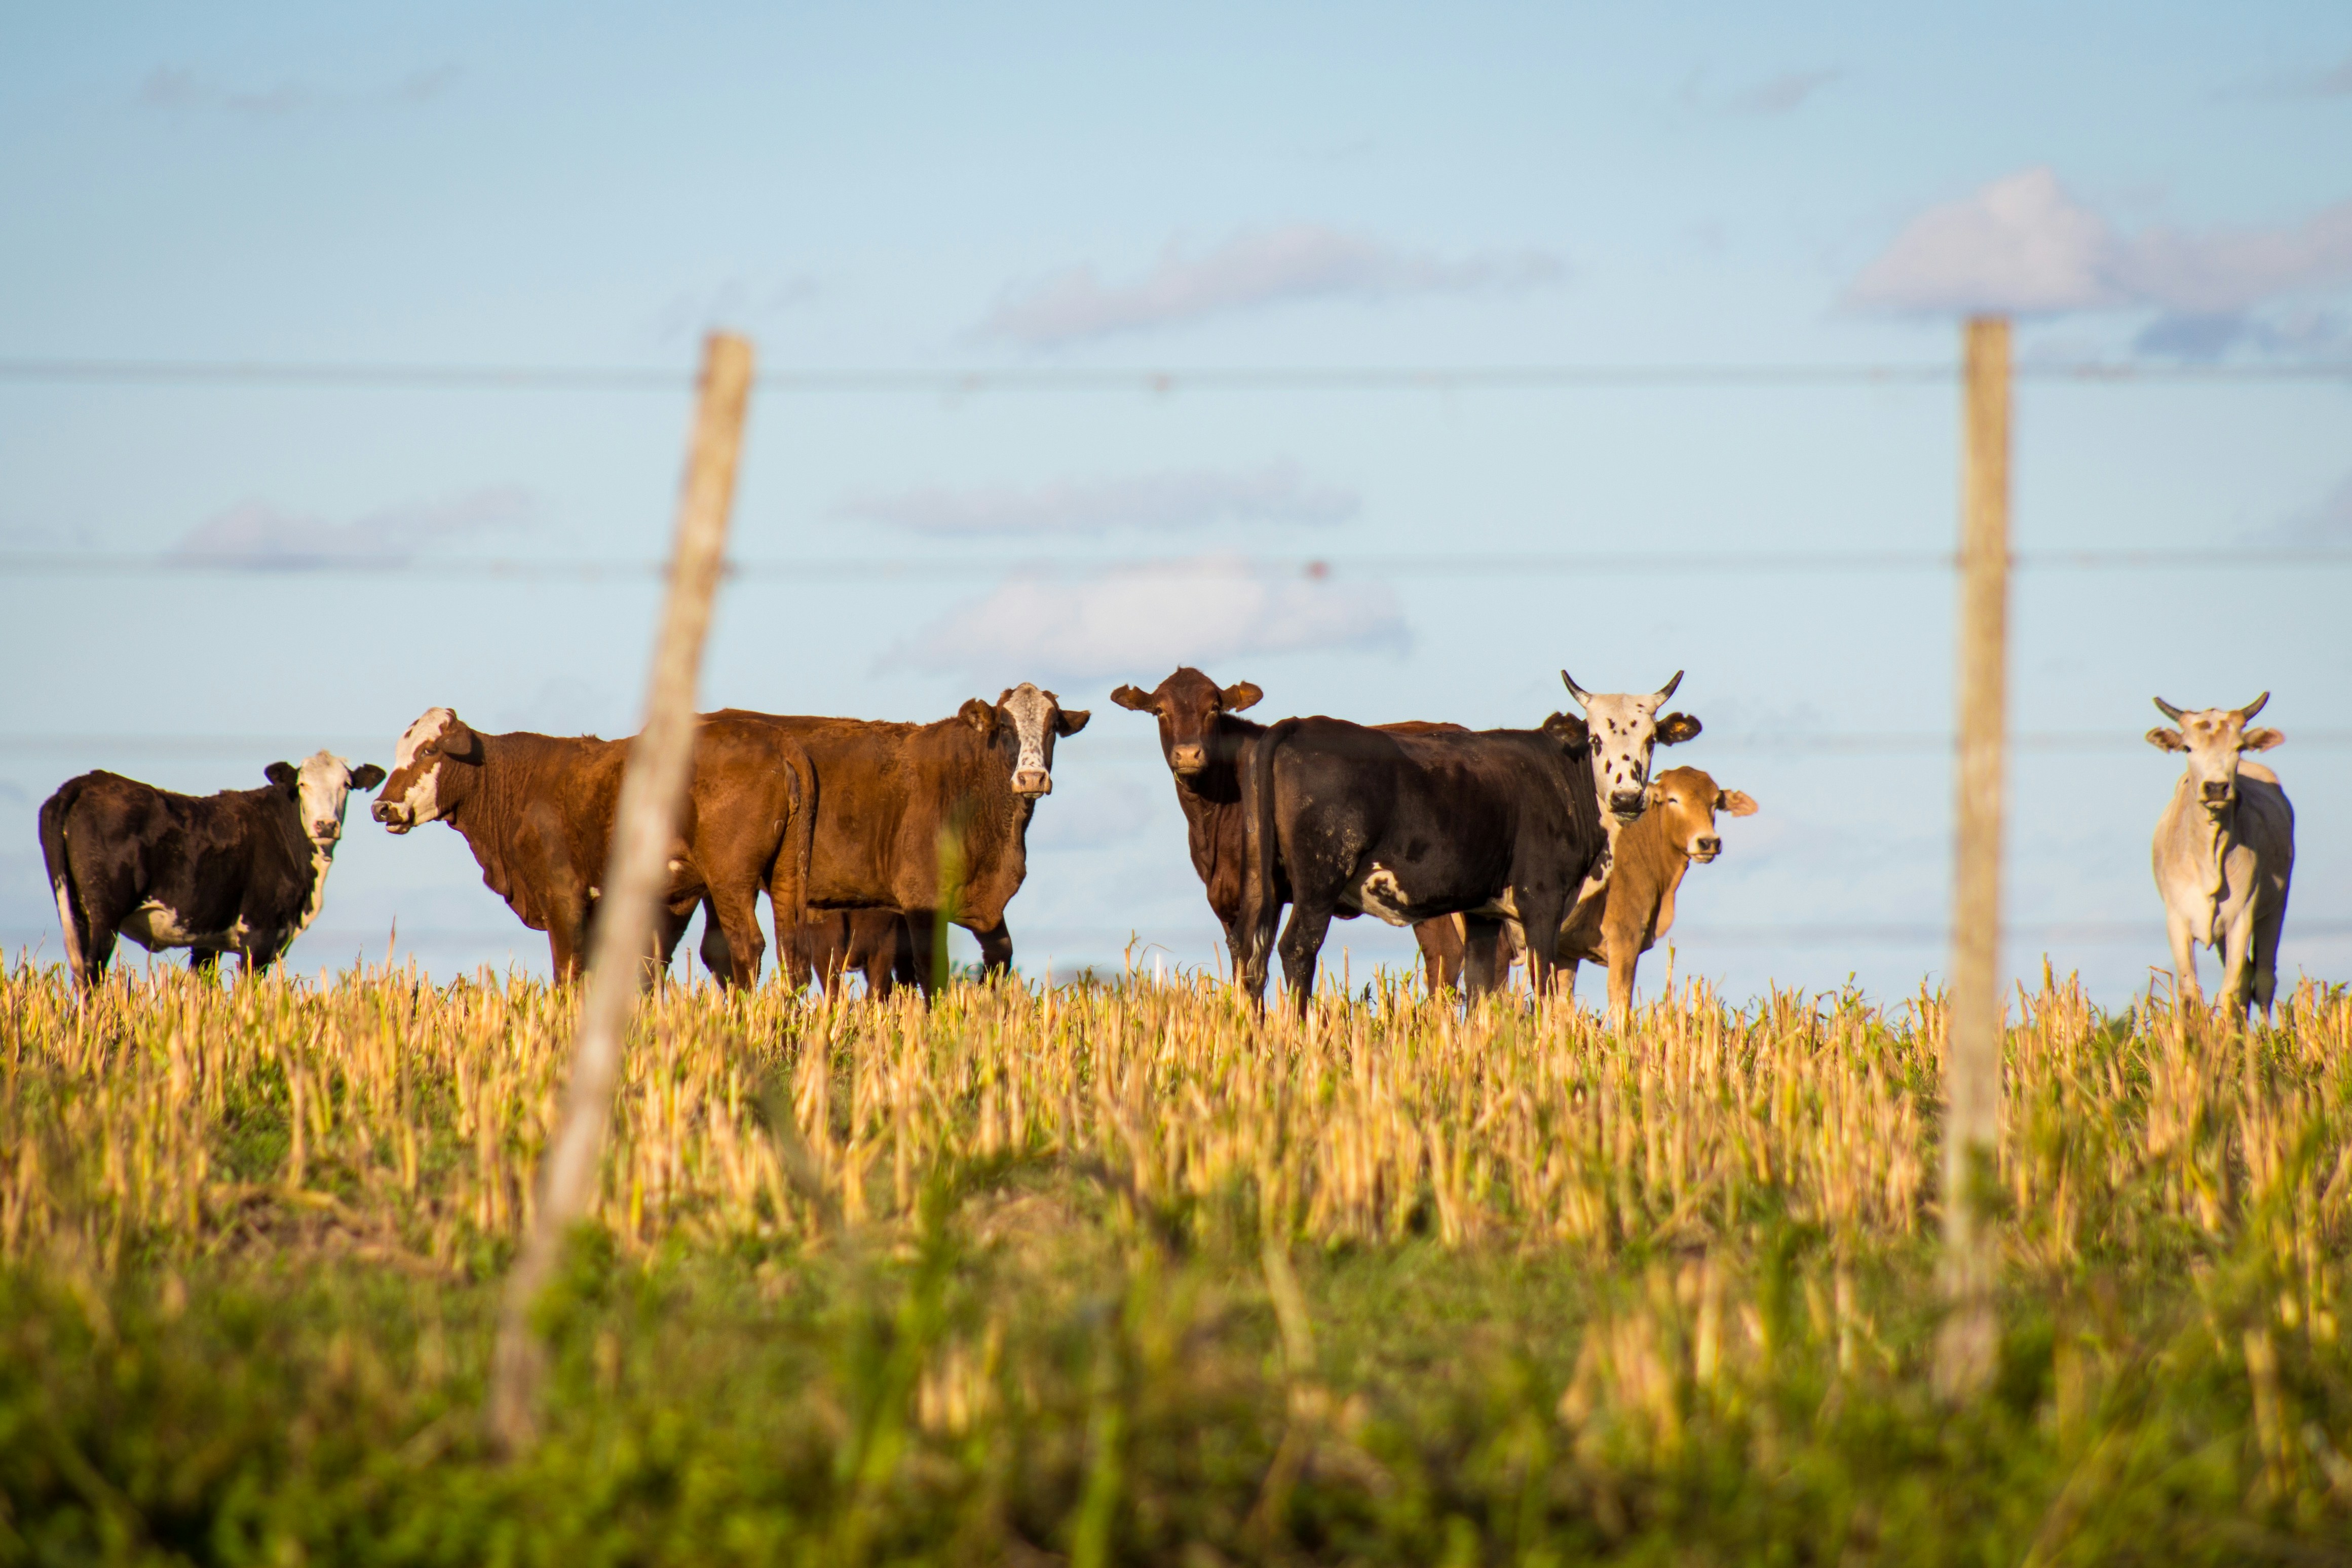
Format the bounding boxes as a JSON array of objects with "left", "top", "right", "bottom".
[
  {"left": 977, "top": 225, "right": 1563, "bottom": 347},
  {"left": 836, "top": 461, "right": 1357, "bottom": 538},
  {"left": 170, "top": 487, "right": 532, "bottom": 568},
  {"left": 884, "top": 555, "right": 1408, "bottom": 679},
  {"left": 1845, "top": 167, "right": 2352, "bottom": 346}
]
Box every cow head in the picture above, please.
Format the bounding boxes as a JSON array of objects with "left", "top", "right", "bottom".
[
  {"left": 1110, "top": 666, "right": 1262, "bottom": 779},
  {"left": 1646, "top": 766, "right": 1758, "bottom": 865},
  {"left": 1561, "top": 670, "right": 1703, "bottom": 822},
  {"left": 2147, "top": 693, "right": 2282, "bottom": 816},
  {"left": 963, "top": 682, "right": 1089, "bottom": 797},
  {"left": 265, "top": 751, "right": 388, "bottom": 848},
  {"left": 372, "top": 706, "right": 484, "bottom": 833}
]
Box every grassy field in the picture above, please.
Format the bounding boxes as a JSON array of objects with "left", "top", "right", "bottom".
[{"left": 4, "top": 959, "right": 2351, "bottom": 1565}]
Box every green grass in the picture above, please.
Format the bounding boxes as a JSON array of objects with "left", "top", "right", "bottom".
[{"left": 3, "top": 962, "right": 2350, "bottom": 1563}]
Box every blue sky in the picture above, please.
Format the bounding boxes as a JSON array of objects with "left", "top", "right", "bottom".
[{"left": 4, "top": 2, "right": 2347, "bottom": 1005}]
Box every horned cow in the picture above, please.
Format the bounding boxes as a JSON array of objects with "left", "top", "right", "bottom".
[{"left": 2146, "top": 693, "right": 2294, "bottom": 1019}]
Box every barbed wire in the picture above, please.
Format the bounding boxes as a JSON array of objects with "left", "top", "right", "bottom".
[
  {"left": 6, "top": 545, "right": 2350, "bottom": 581},
  {"left": 4, "top": 356, "right": 2351, "bottom": 393}
]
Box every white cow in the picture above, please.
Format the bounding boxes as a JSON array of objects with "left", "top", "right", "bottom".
[{"left": 2146, "top": 693, "right": 2294, "bottom": 1019}]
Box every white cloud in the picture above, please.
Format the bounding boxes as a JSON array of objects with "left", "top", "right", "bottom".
[
  {"left": 976, "top": 224, "right": 1564, "bottom": 347},
  {"left": 836, "top": 461, "right": 1357, "bottom": 538},
  {"left": 1847, "top": 167, "right": 2352, "bottom": 322},
  {"left": 1729, "top": 68, "right": 1841, "bottom": 116},
  {"left": 884, "top": 554, "right": 1408, "bottom": 679},
  {"left": 170, "top": 487, "right": 533, "bottom": 567}
]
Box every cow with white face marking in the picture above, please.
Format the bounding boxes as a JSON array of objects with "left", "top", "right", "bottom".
[
  {"left": 372, "top": 706, "right": 813, "bottom": 985},
  {"left": 1554, "top": 670, "right": 1703, "bottom": 944},
  {"left": 40, "top": 751, "right": 387, "bottom": 987},
  {"left": 2146, "top": 693, "right": 2295, "bottom": 1019},
  {"left": 697, "top": 682, "right": 1088, "bottom": 996}
]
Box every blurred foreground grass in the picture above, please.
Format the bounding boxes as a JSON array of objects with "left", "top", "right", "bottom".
[{"left": 4, "top": 960, "right": 2351, "bottom": 1564}]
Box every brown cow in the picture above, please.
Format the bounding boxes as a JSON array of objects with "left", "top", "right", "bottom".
[
  {"left": 699, "top": 683, "right": 1087, "bottom": 996},
  {"left": 371, "top": 707, "right": 813, "bottom": 983}
]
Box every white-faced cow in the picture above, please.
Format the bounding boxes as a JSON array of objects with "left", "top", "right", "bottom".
[
  {"left": 372, "top": 707, "right": 814, "bottom": 984},
  {"left": 2146, "top": 693, "right": 2295, "bottom": 1019},
  {"left": 697, "top": 683, "right": 1088, "bottom": 996},
  {"left": 40, "top": 752, "right": 386, "bottom": 988}
]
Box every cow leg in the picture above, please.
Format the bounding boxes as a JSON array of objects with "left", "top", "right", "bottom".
[
  {"left": 189, "top": 947, "right": 220, "bottom": 980},
  {"left": 1414, "top": 917, "right": 1464, "bottom": 994},
  {"left": 1460, "top": 916, "right": 1505, "bottom": 997},
  {"left": 2251, "top": 901, "right": 2287, "bottom": 1021},
  {"left": 1276, "top": 900, "right": 1336, "bottom": 1021},
  {"left": 2164, "top": 908, "right": 2205, "bottom": 1011},
  {"left": 902, "top": 908, "right": 943, "bottom": 1000},
  {"left": 698, "top": 899, "right": 735, "bottom": 981},
  {"left": 2217, "top": 908, "right": 2258, "bottom": 1022},
  {"left": 702, "top": 883, "right": 767, "bottom": 988},
  {"left": 972, "top": 919, "right": 1014, "bottom": 982}
]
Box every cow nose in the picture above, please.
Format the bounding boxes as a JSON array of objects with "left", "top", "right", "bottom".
[
  {"left": 1012, "top": 769, "right": 1052, "bottom": 796},
  {"left": 313, "top": 821, "right": 339, "bottom": 840},
  {"left": 1693, "top": 835, "right": 1720, "bottom": 857},
  {"left": 1170, "top": 744, "right": 1206, "bottom": 774},
  {"left": 2201, "top": 780, "right": 2232, "bottom": 802},
  {"left": 371, "top": 800, "right": 395, "bottom": 822},
  {"left": 1608, "top": 790, "right": 1646, "bottom": 817}
]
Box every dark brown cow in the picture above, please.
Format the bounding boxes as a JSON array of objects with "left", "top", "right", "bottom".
[
  {"left": 1112, "top": 669, "right": 1484, "bottom": 973},
  {"left": 371, "top": 707, "right": 813, "bottom": 983},
  {"left": 699, "top": 683, "right": 1087, "bottom": 996},
  {"left": 41, "top": 752, "right": 384, "bottom": 987},
  {"left": 1239, "top": 715, "right": 1608, "bottom": 1016}
]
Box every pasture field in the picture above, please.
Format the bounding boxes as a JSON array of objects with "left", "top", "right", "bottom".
[{"left": 4, "top": 960, "right": 2351, "bottom": 1565}]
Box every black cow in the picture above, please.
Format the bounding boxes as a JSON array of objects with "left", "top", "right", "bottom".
[
  {"left": 40, "top": 752, "right": 386, "bottom": 987},
  {"left": 1237, "top": 716, "right": 1605, "bottom": 1017}
]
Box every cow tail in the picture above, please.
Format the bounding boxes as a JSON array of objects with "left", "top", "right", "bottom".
[
  {"left": 38, "top": 780, "right": 88, "bottom": 982},
  {"left": 1237, "top": 719, "right": 1291, "bottom": 995},
  {"left": 779, "top": 738, "right": 816, "bottom": 934}
]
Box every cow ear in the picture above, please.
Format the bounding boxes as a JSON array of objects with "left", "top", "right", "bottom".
[
  {"left": 1656, "top": 712, "right": 1702, "bottom": 745},
  {"left": 1719, "top": 788, "right": 1759, "bottom": 817},
  {"left": 2241, "top": 727, "right": 2284, "bottom": 752},
  {"left": 960, "top": 698, "right": 999, "bottom": 736},
  {"left": 1646, "top": 778, "right": 1667, "bottom": 807},
  {"left": 1542, "top": 711, "right": 1588, "bottom": 747},
  {"left": 1056, "top": 707, "right": 1091, "bottom": 736},
  {"left": 440, "top": 716, "right": 483, "bottom": 763},
  {"left": 1222, "top": 681, "right": 1264, "bottom": 712},
  {"left": 1109, "top": 684, "right": 1153, "bottom": 712},
  {"left": 2145, "top": 726, "right": 2186, "bottom": 752},
  {"left": 351, "top": 763, "right": 388, "bottom": 791},
  {"left": 264, "top": 761, "right": 299, "bottom": 789}
]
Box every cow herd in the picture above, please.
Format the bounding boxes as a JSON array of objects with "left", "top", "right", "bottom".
[{"left": 35, "top": 671, "right": 2298, "bottom": 1021}]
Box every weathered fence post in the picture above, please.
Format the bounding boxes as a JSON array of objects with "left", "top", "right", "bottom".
[
  {"left": 487, "top": 332, "right": 753, "bottom": 1453},
  {"left": 1937, "top": 314, "right": 2009, "bottom": 1399}
]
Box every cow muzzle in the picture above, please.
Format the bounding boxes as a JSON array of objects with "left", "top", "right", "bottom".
[
  {"left": 311, "top": 821, "right": 342, "bottom": 842},
  {"left": 1608, "top": 789, "right": 1647, "bottom": 819},
  {"left": 1691, "top": 835, "right": 1721, "bottom": 862},
  {"left": 2200, "top": 780, "right": 2234, "bottom": 808},
  {"left": 1012, "top": 769, "right": 1053, "bottom": 797},
  {"left": 372, "top": 800, "right": 413, "bottom": 833},
  {"left": 1169, "top": 744, "right": 1207, "bottom": 775}
]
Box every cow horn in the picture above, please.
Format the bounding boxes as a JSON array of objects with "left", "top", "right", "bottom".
[
  {"left": 2152, "top": 697, "right": 2186, "bottom": 722},
  {"left": 1653, "top": 670, "right": 1685, "bottom": 703},
  {"left": 2236, "top": 691, "right": 2270, "bottom": 722},
  {"left": 1560, "top": 671, "right": 1595, "bottom": 707}
]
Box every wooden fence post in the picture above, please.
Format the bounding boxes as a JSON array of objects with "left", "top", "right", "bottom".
[
  {"left": 1937, "top": 314, "right": 2009, "bottom": 1399},
  {"left": 487, "top": 332, "right": 754, "bottom": 1453}
]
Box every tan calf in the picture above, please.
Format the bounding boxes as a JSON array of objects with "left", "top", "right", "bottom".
[{"left": 1556, "top": 764, "right": 1756, "bottom": 1027}]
